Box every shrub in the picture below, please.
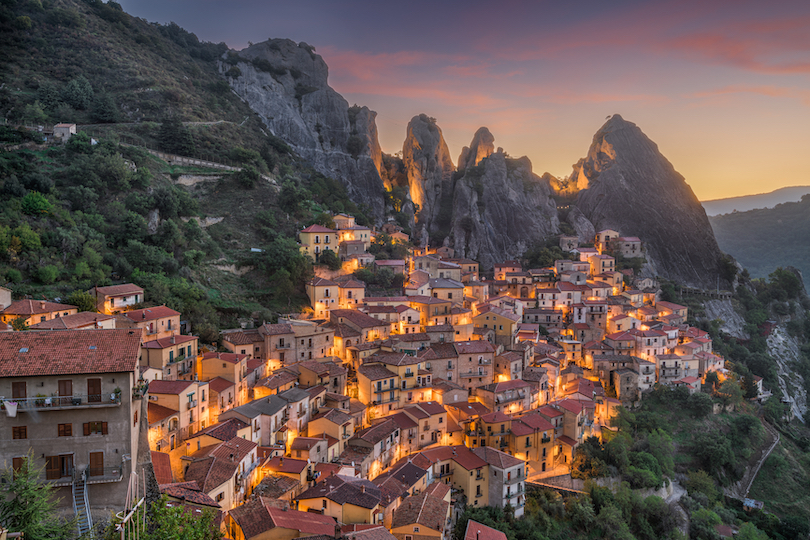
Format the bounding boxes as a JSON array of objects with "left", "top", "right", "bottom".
[
  {"left": 37, "top": 265, "right": 59, "bottom": 284},
  {"left": 20, "top": 191, "right": 52, "bottom": 215}
]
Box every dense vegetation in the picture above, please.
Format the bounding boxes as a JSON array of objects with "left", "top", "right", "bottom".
[
  {"left": 0, "top": 0, "right": 375, "bottom": 336},
  {"left": 709, "top": 195, "right": 810, "bottom": 279}
]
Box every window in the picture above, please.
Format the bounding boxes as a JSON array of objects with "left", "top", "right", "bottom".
[
  {"left": 12, "top": 381, "right": 26, "bottom": 399},
  {"left": 216, "top": 493, "right": 224, "bottom": 502},
  {"left": 12, "top": 426, "right": 27, "bottom": 439},
  {"left": 83, "top": 421, "right": 108, "bottom": 435},
  {"left": 413, "top": 527, "right": 420, "bottom": 533},
  {"left": 58, "top": 424, "right": 72, "bottom": 437}
]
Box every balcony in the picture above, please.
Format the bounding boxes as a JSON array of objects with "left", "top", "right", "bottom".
[
  {"left": 404, "top": 372, "right": 414, "bottom": 378},
  {"left": 505, "top": 475, "right": 523, "bottom": 485},
  {"left": 86, "top": 466, "right": 125, "bottom": 485},
  {"left": 460, "top": 371, "right": 487, "bottom": 378},
  {"left": 477, "top": 359, "right": 492, "bottom": 365},
  {"left": 437, "top": 468, "right": 454, "bottom": 478},
  {"left": 274, "top": 342, "right": 291, "bottom": 350},
  {"left": 188, "top": 399, "right": 198, "bottom": 408},
  {"left": 7, "top": 392, "right": 122, "bottom": 412},
  {"left": 541, "top": 436, "right": 551, "bottom": 444}
]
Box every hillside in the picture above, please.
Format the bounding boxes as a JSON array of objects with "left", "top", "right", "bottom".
[
  {"left": 702, "top": 186, "right": 810, "bottom": 216},
  {"left": 0, "top": 0, "right": 374, "bottom": 335},
  {"left": 709, "top": 196, "right": 810, "bottom": 279}
]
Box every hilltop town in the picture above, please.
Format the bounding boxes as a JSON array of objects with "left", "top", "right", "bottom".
[{"left": 0, "top": 216, "right": 755, "bottom": 539}]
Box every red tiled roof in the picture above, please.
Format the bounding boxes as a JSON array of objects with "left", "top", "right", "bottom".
[
  {"left": 0, "top": 329, "right": 141, "bottom": 377},
  {"left": 472, "top": 446, "right": 524, "bottom": 469},
  {"left": 265, "top": 456, "right": 308, "bottom": 474},
  {"left": 2, "top": 299, "right": 77, "bottom": 316},
  {"left": 148, "top": 402, "right": 178, "bottom": 424},
  {"left": 192, "top": 418, "right": 249, "bottom": 442},
  {"left": 92, "top": 284, "right": 143, "bottom": 297},
  {"left": 160, "top": 482, "right": 221, "bottom": 508},
  {"left": 143, "top": 334, "right": 197, "bottom": 349},
  {"left": 418, "top": 445, "right": 487, "bottom": 471},
  {"left": 231, "top": 498, "right": 336, "bottom": 539},
  {"left": 207, "top": 376, "right": 234, "bottom": 394},
  {"left": 201, "top": 351, "right": 247, "bottom": 364},
  {"left": 29, "top": 311, "right": 115, "bottom": 330},
  {"left": 465, "top": 520, "right": 507, "bottom": 540},
  {"left": 148, "top": 379, "right": 195, "bottom": 395},
  {"left": 301, "top": 224, "right": 336, "bottom": 233},
  {"left": 151, "top": 451, "right": 174, "bottom": 485},
  {"left": 124, "top": 305, "right": 180, "bottom": 322}
]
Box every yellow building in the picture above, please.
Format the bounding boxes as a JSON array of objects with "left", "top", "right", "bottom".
[
  {"left": 296, "top": 475, "right": 382, "bottom": 525},
  {"left": 299, "top": 224, "right": 339, "bottom": 262},
  {"left": 306, "top": 277, "right": 338, "bottom": 318}
]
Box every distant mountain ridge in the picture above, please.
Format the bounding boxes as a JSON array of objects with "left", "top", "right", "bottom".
[
  {"left": 702, "top": 186, "right": 810, "bottom": 216},
  {"left": 710, "top": 195, "right": 810, "bottom": 279}
]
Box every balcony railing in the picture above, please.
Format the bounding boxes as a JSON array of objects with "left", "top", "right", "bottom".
[
  {"left": 86, "top": 466, "right": 124, "bottom": 484},
  {"left": 6, "top": 392, "right": 122, "bottom": 412},
  {"left": 541, "top": 436, "right": 551, "bottom": 444},
  {"left": 274, "top": 343, "right": 291, "bottom": 349},
  {"left": 437, "top": 468, "right": 454, "bottom": 478},
  {"left": 404, "top": 372, "right": 414, "bottom": 378},
  {"left": 505, "top": 475, "right": 523, "bottom": 485},
  {"left": 460, "top": 371, "right": 487, "bottom": 378}
]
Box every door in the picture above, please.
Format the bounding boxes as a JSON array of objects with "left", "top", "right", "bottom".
[
  {"left": 46, "top": 455, "right": 73, "bottom": 479},
  {"left": 87, "top": 378, "right": 101, "bottom": 403},
  {"left": 58, "top": 380, "right": 73, "bottom": 405},
  {"left": 88, "top": 452, "right": 104, "bottom": 477},
  {"left": 12, "top": 381, "right": 26, "bottom": 399}
]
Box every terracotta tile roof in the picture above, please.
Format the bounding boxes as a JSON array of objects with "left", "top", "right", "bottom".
[
  {"left": 312, "top": 408, "right": 353, "bottom": 426},
  {"left": 0, "top": 329, "right": 141, "bottom": 377},
  {"left": 301, "top": 224, "right": 336, "bottom": 233},
  {"left": 472, "top": 446, "right": 524, "bottom": 470},
  {"left": 339, "top": 280, "right": 366, "bottom": 289},
  {"left": 143, "top": 334, "right": 197, "bottom": 349},
  {"left": 298, "top": 474, "right": 381, "bottom": 509},
  {"left": 230, "top": 498, "right": 336, "bottom": 539},
  {"left": 160, "top": 482, "right": 221, "bottom": 508},
  {"left": 265, "top": 456, "right": 308, "bottom": 474},
  {"left": 556, "top": 435, "right": 578, "bottom": 447},
  {"left": 352, "top": 418, "right": 398, "bottom": 445},
  {"left": 444, "top": 401, "right": 491, "bottom": 417},
  {"left": 185, "top": 436, "right": 257, "bottom": 493},
  {"left": 124, "top": 305, "right": 180, "bottom": 322},
  {"left": 29, "top": 311, "right": 115, "bottom": 330},
  {"left": 207, "top": 376, "right": 234, "bottom": 394},
  {"left": 415, "top": 401, "right": 446, "bottom": 415},
  {"left": 331, "top": 309, "right": 387, "bottom": 329},
  {"left": 389, "top": 411, "right": 418, "bottom": 430},
  {"left": 391, "top": 490, "right": 449, "bottom": 531},
  {"left": 253, "top": 474, "right": 300, "bottom": 499},
  {"left": 418, "top": 445, "right": 487, "bottom": 471},
  {"left": 259, "top": 323, "right": 294, "bottom": 336},
  {"left": 536, "top": 405, "right": 563, "bottom": 419},
  {"left": 148, "top": 402, "right": 178, "bottom": 424},
  {"left": 299, "top": 360, "right": 348, "bottom": 377},
  {"left": 464, "top": 520, "right": 508, "bottom": 540},
  {"left": 2, "top": 299, "right": 77, "bottom": 316},
  {"left": 91, "top": 283, "right": 143, "bottom": 297},
  {"left": 152, "top": 451, "right": 174, "bottom": 485},
  {"left": 480, "top": 411, "right": 511, "bottom": 423},
  {"left": 309, "top": 277, "right": 338, "bottom": 287},
  {"left": 202, "top": 351, "right": 247, "bottom": 364},
  {"left": 191, "top": 418, "right": 249, "bottom": 442},
  {"left": 366, "top": 351, "right": 421, "bottom": 367},
  {"left": 454, "top": 341, "right": 496, "bottom": 355},
  {"left": 258, "top": 369, "right": 299, "bottom": 390},
  {"left": 221, "top": 329, "right": 260, "bottom": 345},
  {"left": 148, "top": 379, "right": 195, "bottom": 395}
]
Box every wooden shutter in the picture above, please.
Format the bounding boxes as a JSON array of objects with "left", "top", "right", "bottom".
[
  {"left": 101, "top": 422, "right": 108, "bottom": 435},
  {"left": 89, "top": 452, "right": 103, "bottom": 477},
  {"left": 45, "top": 456, "right": 59, "bottom": 480},
  {"left": 83, "top": 423, "right": 90, "bottom": 436},
  {"left": 11, "top": 382, "right": 26, "bottom": 399},
  {"left": 87, "top": 378, "right": 101, "bottom": 403},
  {"left": 12, "top": 457, "right": 23, "bottom": 472}
]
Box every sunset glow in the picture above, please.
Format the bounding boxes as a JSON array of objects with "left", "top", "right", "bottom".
[{"left": 119, "top": 0, "right": 810, "bottom": 200}]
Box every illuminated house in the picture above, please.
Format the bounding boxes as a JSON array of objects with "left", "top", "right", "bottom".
[
  {"left": 183, "top": 435, "right": 259, "bottom": 512},
  {"left": 472, "top": 446, "right": 527, "bottom": 517},
  {"left": 0, "top": 299, "right": 78, "bottom": 326},
  {"left": 122, "top": 305, "right": 180, "bottom": 343},
  {"left": 403, "top": 401, "right": 448, "bottom": 449},
  {"left": 509, "top": 412, "right": 555, "bottom": 471},
  {"left": 472, "top": 304, "right": 520, "bottom": 346},
  {"left": 391, "top": 485, "right": 451, "bottom": 540},
  {"left": 412, "top": 445, "right": 489, "bottom": 506},
  {"left": 587, "top": 254, "right": 615, "bottom": 277},
  {"left": 330, "top": 309, "right": 390, "bottom": 343},
  {"left": 594, "top": 229, "right": 620, "bottom": 253},
  {"left": 373, "top": 457, "right": 430, "bottom": 528},
  {"left": 297, "top": 474, "right": 382, "bottom": 525},
  {"left": 87, "top": 284, "right": 143, "bottom": 315},
  {"left": 227, "top": 497, "right": 336, "bottom": 540},
  {"left": 473, "top": 380, "right": 533, "bottom": 415},
  {"left": 298, "top": 224, "right": 339, "bottom": 262},
  {"left": 346, "top": 417, "right": 401, "bottom": 479},
  {"left": 453, "top": 341, "right": 496, "bottom": 392},
  {"left": 339, "top": 280, "right": 366, "bottom": 309},
  {"left": 306, "top": 277, "right": 338, "bottom": 318}
]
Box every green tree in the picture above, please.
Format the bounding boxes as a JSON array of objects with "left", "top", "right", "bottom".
[
  {"left": 0, "top": 453, "right": 76, "bottom": 540},
  {"left": 318, "top": 249, "right": 341, "bottom": 271},
  {"left": 21, "top": 191, "right": 53, "bottom": 215},
  {"left": 91, "top": 93, "right": 119, "bottom": 123},
  {"left": 685, "top": 470, "right": 719, "bottom": 505},
  {"left": 158, "top": 117, "right": 195, "bottom": 156},
  {"left": 10, "top": 316, "right": 29, "bottom": 331},
  {"left": 37, "top": 265, "right": 59, "bottom": 284},
  {"left": 736, "top": 522, "right": 770, "bottom": 540},
  {"left": 687, "top": 391, "right": 714, "bottom": 418},
  {"left": 66, "top": 290, "right": 97, "bottom": 312},
  {"left": 719, "top": 378, "right": 744, "bottom": 406},
  {"left": 61, "top": 75, "right": 94, "bottom": 110}
]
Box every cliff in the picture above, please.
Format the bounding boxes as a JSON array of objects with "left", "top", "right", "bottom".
[
  {"left": 402, "top": 114, "right": 456, "bottom": 239},
  {"left": 573, "top": 115, "right": 723, "bottom": 287},
  {"left": 449, "top": 130, "right": 560, "bottom": 269},
  {"left": 223, "top": 39, "right": 386, "bottom": 220}
]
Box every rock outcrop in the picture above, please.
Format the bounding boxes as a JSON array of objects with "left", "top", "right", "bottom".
[
  {"left": 458, "top": 127, "right": 495, "bottom": 170},
  {"left": 402, "top": 114, "right": 456, "bottom": 235},
  {"left": 222, "top": 39, "right": 386, "bottom": 220},
  {"left": 449, "top": 132, "right": 559, "bottom": 269},
  {"left": 573, "top": 115, "right": 722, "bottom": 287}
]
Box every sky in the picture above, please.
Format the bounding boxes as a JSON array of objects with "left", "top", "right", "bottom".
[{"left": 118, "top": 0, "right": 810, "bottom": 201}]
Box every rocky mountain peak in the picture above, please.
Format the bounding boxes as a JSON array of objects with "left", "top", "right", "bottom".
[
  {"left": 402, "top": 114, "right": 455, "bottom": 236},
  {"left": 458, "top": 127, "right": 495, "bottom": 170},
  {"left": 573, "top": 115, "right": 723, "bottom": 287}
]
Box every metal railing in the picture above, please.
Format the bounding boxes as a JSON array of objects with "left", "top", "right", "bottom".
[
  {"left": 6, "top": 392, "right": 122, "bottom": 411},
  {"left": 86, "top": 465, "right": 125, "bottom": 484}
]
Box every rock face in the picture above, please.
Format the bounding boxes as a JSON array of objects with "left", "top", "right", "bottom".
[
  {"left": 573, "top": 115, "right": 722, "bottom": 287},
  {"left": 449, "top": 133, "right": 559, "bottom": 269},
  {"left": 458, "top": 127, "right": 495, "bottom": 170},
  {"left": 223, "top": 39, "right": 385, "bottom": 220},
  {"left": 402, "top": 114, "right": 456, "bottom": 237}
]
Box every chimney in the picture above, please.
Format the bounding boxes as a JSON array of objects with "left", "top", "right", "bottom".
[
  {"left": 280, "top": 457, "right": 284, "bottom": 466},
  {"left": 230, "top": 453, "right": 234, "bottom": 462},
  {"left": 40, "top": 301, "right": 46, "bottom": 309},
  {"left": 171, "top": 336, "right": 175, "bottom": 344},
  {"left": 361, "top": 485, "right": 365, "bottom": 494}
]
